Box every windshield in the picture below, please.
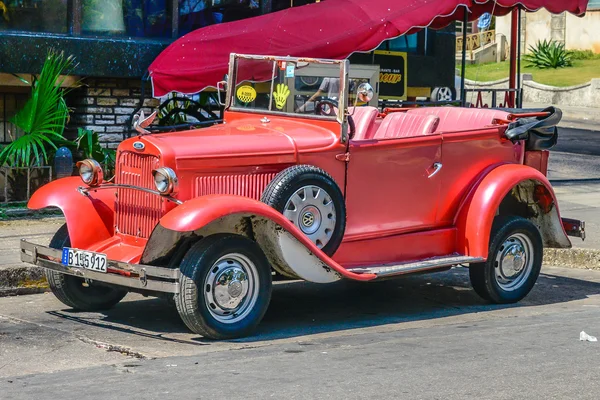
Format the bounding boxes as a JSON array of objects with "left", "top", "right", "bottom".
[{"left": 229, "top": 56, "right": 348, "bottom": 121}]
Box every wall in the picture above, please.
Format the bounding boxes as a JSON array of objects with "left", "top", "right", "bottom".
[
  {"left": 565, "top": 11, "right": 600, "bottom": 53},
  {"left": 496, "top": 9, "right": 600, "bottom": 53},
  {"left": 67, "top": 78, "right": 159, "bottom": 149}
]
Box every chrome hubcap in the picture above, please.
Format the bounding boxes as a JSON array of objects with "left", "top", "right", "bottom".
[
  {"left": 436, "top": 87, "right": 453, "bottom": 101},
  {"left": 283, "top": 185, "right": 336, "bottom": 249},
  {"left": 203, "top": 254, "right": 259, "bottom": 323},
  {"left": 495, "top": 233, "right": 534, "bottom": 291}
]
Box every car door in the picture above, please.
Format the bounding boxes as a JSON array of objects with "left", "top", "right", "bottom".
[{"left": 344, "top": 135, "right": 443, "bottom": 239}]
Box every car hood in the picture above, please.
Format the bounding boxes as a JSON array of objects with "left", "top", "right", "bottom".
[{"left": 140, "top": 116, "right": 340, "bottom": 164}]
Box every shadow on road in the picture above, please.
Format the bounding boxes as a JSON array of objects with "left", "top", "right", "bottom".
[{"left": 45, "top": 268, "right": 600, "bottom": 343}]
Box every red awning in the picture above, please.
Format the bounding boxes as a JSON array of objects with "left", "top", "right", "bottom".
[{"left": 149, "top": 0, "right": 587, "bottom": 97}]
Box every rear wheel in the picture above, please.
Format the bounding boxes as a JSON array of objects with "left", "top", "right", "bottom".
[
  {"left": 469, "top": 216, "right": 543, "bottom": 304},
  {"left": 45, "top": 224, "right": 127, "bottom": 311},
  {"left": 176, "top": 234, "right": 272, "bottom": 339}
]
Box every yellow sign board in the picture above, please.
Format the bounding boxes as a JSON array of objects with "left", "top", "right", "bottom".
[{"left": 373, "top": 50, "right": 408, "bottom": 101}]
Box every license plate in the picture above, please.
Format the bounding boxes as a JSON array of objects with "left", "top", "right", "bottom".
[{"left": 61, "top": 248, "right": 107, "bottom": 273}]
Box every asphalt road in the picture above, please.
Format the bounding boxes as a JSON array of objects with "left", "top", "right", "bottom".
[
  {"left": 2, "top": 266, "right": 600, "bottom": 399},
  {"left": 547, "top": 127, "right": 600, "bottom": 183},
  {"left": 555, "top": 127, "right": 600, "bottom": 156}
]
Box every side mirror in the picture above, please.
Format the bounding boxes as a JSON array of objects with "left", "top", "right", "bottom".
[{"left": 356, "top": 82, "right": 374, "bottom": 105}]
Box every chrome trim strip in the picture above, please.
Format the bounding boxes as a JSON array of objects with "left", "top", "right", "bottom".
[
  {"left": 77, "top": 184, "right": 183, "bottom": 205},
  {"left": 20, "top": 240, "right": 179, "bottom": 294},
  {"left": 348, "top": 256, "right": 484, "bottom": 278}
]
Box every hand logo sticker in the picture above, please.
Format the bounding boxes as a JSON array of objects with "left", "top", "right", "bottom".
[{"left": 273, "top": 84, "right": 290, "bottom": 110}]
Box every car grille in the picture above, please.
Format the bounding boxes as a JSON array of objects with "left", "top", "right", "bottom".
[
  {"left": 115, "top": 151, "right": 162, "bottom": 238},
  {"left": 195, "top": 173, "right": 277, "bottom": 200}
]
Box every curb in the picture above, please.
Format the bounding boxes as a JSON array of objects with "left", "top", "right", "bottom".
[
  {"left": 559, "top": 121, "right": 600, "bottom": 131},
  {"left": 0, "top": 265, "right": 49, "bottom": 297},
  {"left": 543, "top": 248, "right": 600, "bottom": 270}
]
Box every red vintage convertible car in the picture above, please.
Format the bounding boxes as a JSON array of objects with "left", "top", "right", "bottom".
[{"left": 21, "top": 54, "right": 584, "bottom": 339}]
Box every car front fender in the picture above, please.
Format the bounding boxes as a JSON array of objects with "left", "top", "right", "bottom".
[
  {"left": 456, "top": 164, "right": 571, "bottom": 259},
  {"left": 142, "top": 195, "right": 375, "bottom": 283},
  {"left": 28, "top": 177, "right": 115, "bottom": 249}
]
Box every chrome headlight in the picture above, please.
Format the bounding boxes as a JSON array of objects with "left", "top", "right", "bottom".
[
  {"left": 76, "top": 159, "right": 103, "bottom": 186},
  {"left": 152, "top": 167, "right": 178, "bottom": 195}
]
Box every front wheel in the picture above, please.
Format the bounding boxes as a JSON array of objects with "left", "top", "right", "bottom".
[
  {"left": 469, "top": 216, "right": 543, "bottom": 304},
  {"left": 46, "top": 224, "right": 127, "bottom": 311},
  {"left": 176, "top": 234, "right": 272, "bottom": 339}
]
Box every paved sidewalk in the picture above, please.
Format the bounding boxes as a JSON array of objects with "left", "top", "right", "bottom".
[{"left": 0, "top": 217, "right": 64, "bottom": 293}]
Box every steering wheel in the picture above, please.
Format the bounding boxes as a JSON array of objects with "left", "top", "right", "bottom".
[{"left": 315, "top": 98, "right": 339, "bottom": 117}]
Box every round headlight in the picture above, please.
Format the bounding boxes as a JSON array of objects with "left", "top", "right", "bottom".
[
  {"left": 76, "top": 159, "right": 103, "bottom": 186},
  {"left": 152, "top": 167, "right": 178, "bottom": 195}
]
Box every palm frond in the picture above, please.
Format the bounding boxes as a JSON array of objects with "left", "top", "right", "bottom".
[{"left": 4, "top": 50, "right": 79, "bottom": 167}]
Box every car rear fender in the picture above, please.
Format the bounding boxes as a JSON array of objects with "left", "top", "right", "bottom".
[
  {"left": 456, "top": 164, "right": 571, "bottom": 259},
  {"left": 142, "top": 195, "right": 375, "bottom": 283},
  {"left": 28, "top": 177, "right": 115, "bottom": 248}
]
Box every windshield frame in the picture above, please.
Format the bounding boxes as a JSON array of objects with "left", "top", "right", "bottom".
[{"left": 225, "top": 53, "right": 349, "bottom": 125}]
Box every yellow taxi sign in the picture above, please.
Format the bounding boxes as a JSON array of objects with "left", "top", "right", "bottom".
[{"left": 236, "top": 85, "right": 257, "bottom": 103}]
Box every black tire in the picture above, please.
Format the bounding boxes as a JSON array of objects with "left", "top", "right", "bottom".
[
  {"left": 176, "top": 234, "right": 272, "bottom": 339},
  {"left": 469, "top": 216, "right": 543, "bottom": 304},
  {"left": 261, "top": 165, "right": 346, "bottom": 256},
  {"left": 431, "top": 86, "right": 457, "bottom": 102},
  {"left": 45, "top": 224, "right": 127, "bottom": 311}
]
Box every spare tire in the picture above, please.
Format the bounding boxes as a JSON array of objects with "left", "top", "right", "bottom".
[{"left": 261, "top": 165, "right": 346, "bottom": 256}]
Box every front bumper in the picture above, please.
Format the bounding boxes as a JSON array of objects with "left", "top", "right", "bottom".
[{"left": 20, "top": 240, "right": 179, "bottom": 294}]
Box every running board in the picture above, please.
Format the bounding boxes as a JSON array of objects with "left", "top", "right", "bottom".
[{"left": 347, "top": 255, "right": 484, "bottom": 278}]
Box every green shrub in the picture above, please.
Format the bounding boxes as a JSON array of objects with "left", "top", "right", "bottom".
[
  {"left": 568, "top": 49, "right": 600, "bottom": 60},
  {"left": 523, "top": 40, "right": 572, "bottom": 69}
]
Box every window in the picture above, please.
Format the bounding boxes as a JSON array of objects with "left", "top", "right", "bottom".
[
  {"left": 0, "top": 92, "right": 27, "bottom": 145},
  {"left": 82, "top": 0, "right": 172, "bottom": 38},
  {"left": 0, "top": 0, "right": 68, "bottom": 34},
  {"left": 377, "top": 29, "right": 436, "bottom": 56},
  {"left": 270, "top": 0, "right": 318, "bottom": 13},
  {"left": 386, "top": 34, "right": 419, "bottom": 53},
  {"left": 0, "top": 0, "right": 174, "bottom": 37},
  {"left": 179, "top": 0, "right": 260, "bottom": 36},
  {"left": 589, "top": 0, "right": 600, "bottom": 10}
]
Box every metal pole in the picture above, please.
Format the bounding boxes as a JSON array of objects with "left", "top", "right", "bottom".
[
  {"left": 516, "top": 7, "right": 522, "bottom": 108},
  {"left": 460, "top": 8, "right": 468, "bottom": 107},
  {"left": 509, "top": 9, "right": 519, "bottom": 107}
]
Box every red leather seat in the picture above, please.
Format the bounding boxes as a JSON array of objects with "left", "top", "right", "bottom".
[
  {"left": 373, "top": 112, "right": 440, "bottom": 140},
  {"left": 407, "top": 107, "right": 509, "bottom": 132},
  {"left": 349, "top": 107, "right": 380, "bottom": 140}
]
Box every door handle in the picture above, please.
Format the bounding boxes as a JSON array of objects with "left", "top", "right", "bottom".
[{"left": 428, "top": 162, "right": 443, "bottom": 178}]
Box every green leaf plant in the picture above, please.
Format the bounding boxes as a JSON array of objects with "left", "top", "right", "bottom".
[
  {"left": 0, "top": 50, "right": 79, "bottom": 168},
  {"left": 523, "top": 40, "right": 573, "bottom": 69}
]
